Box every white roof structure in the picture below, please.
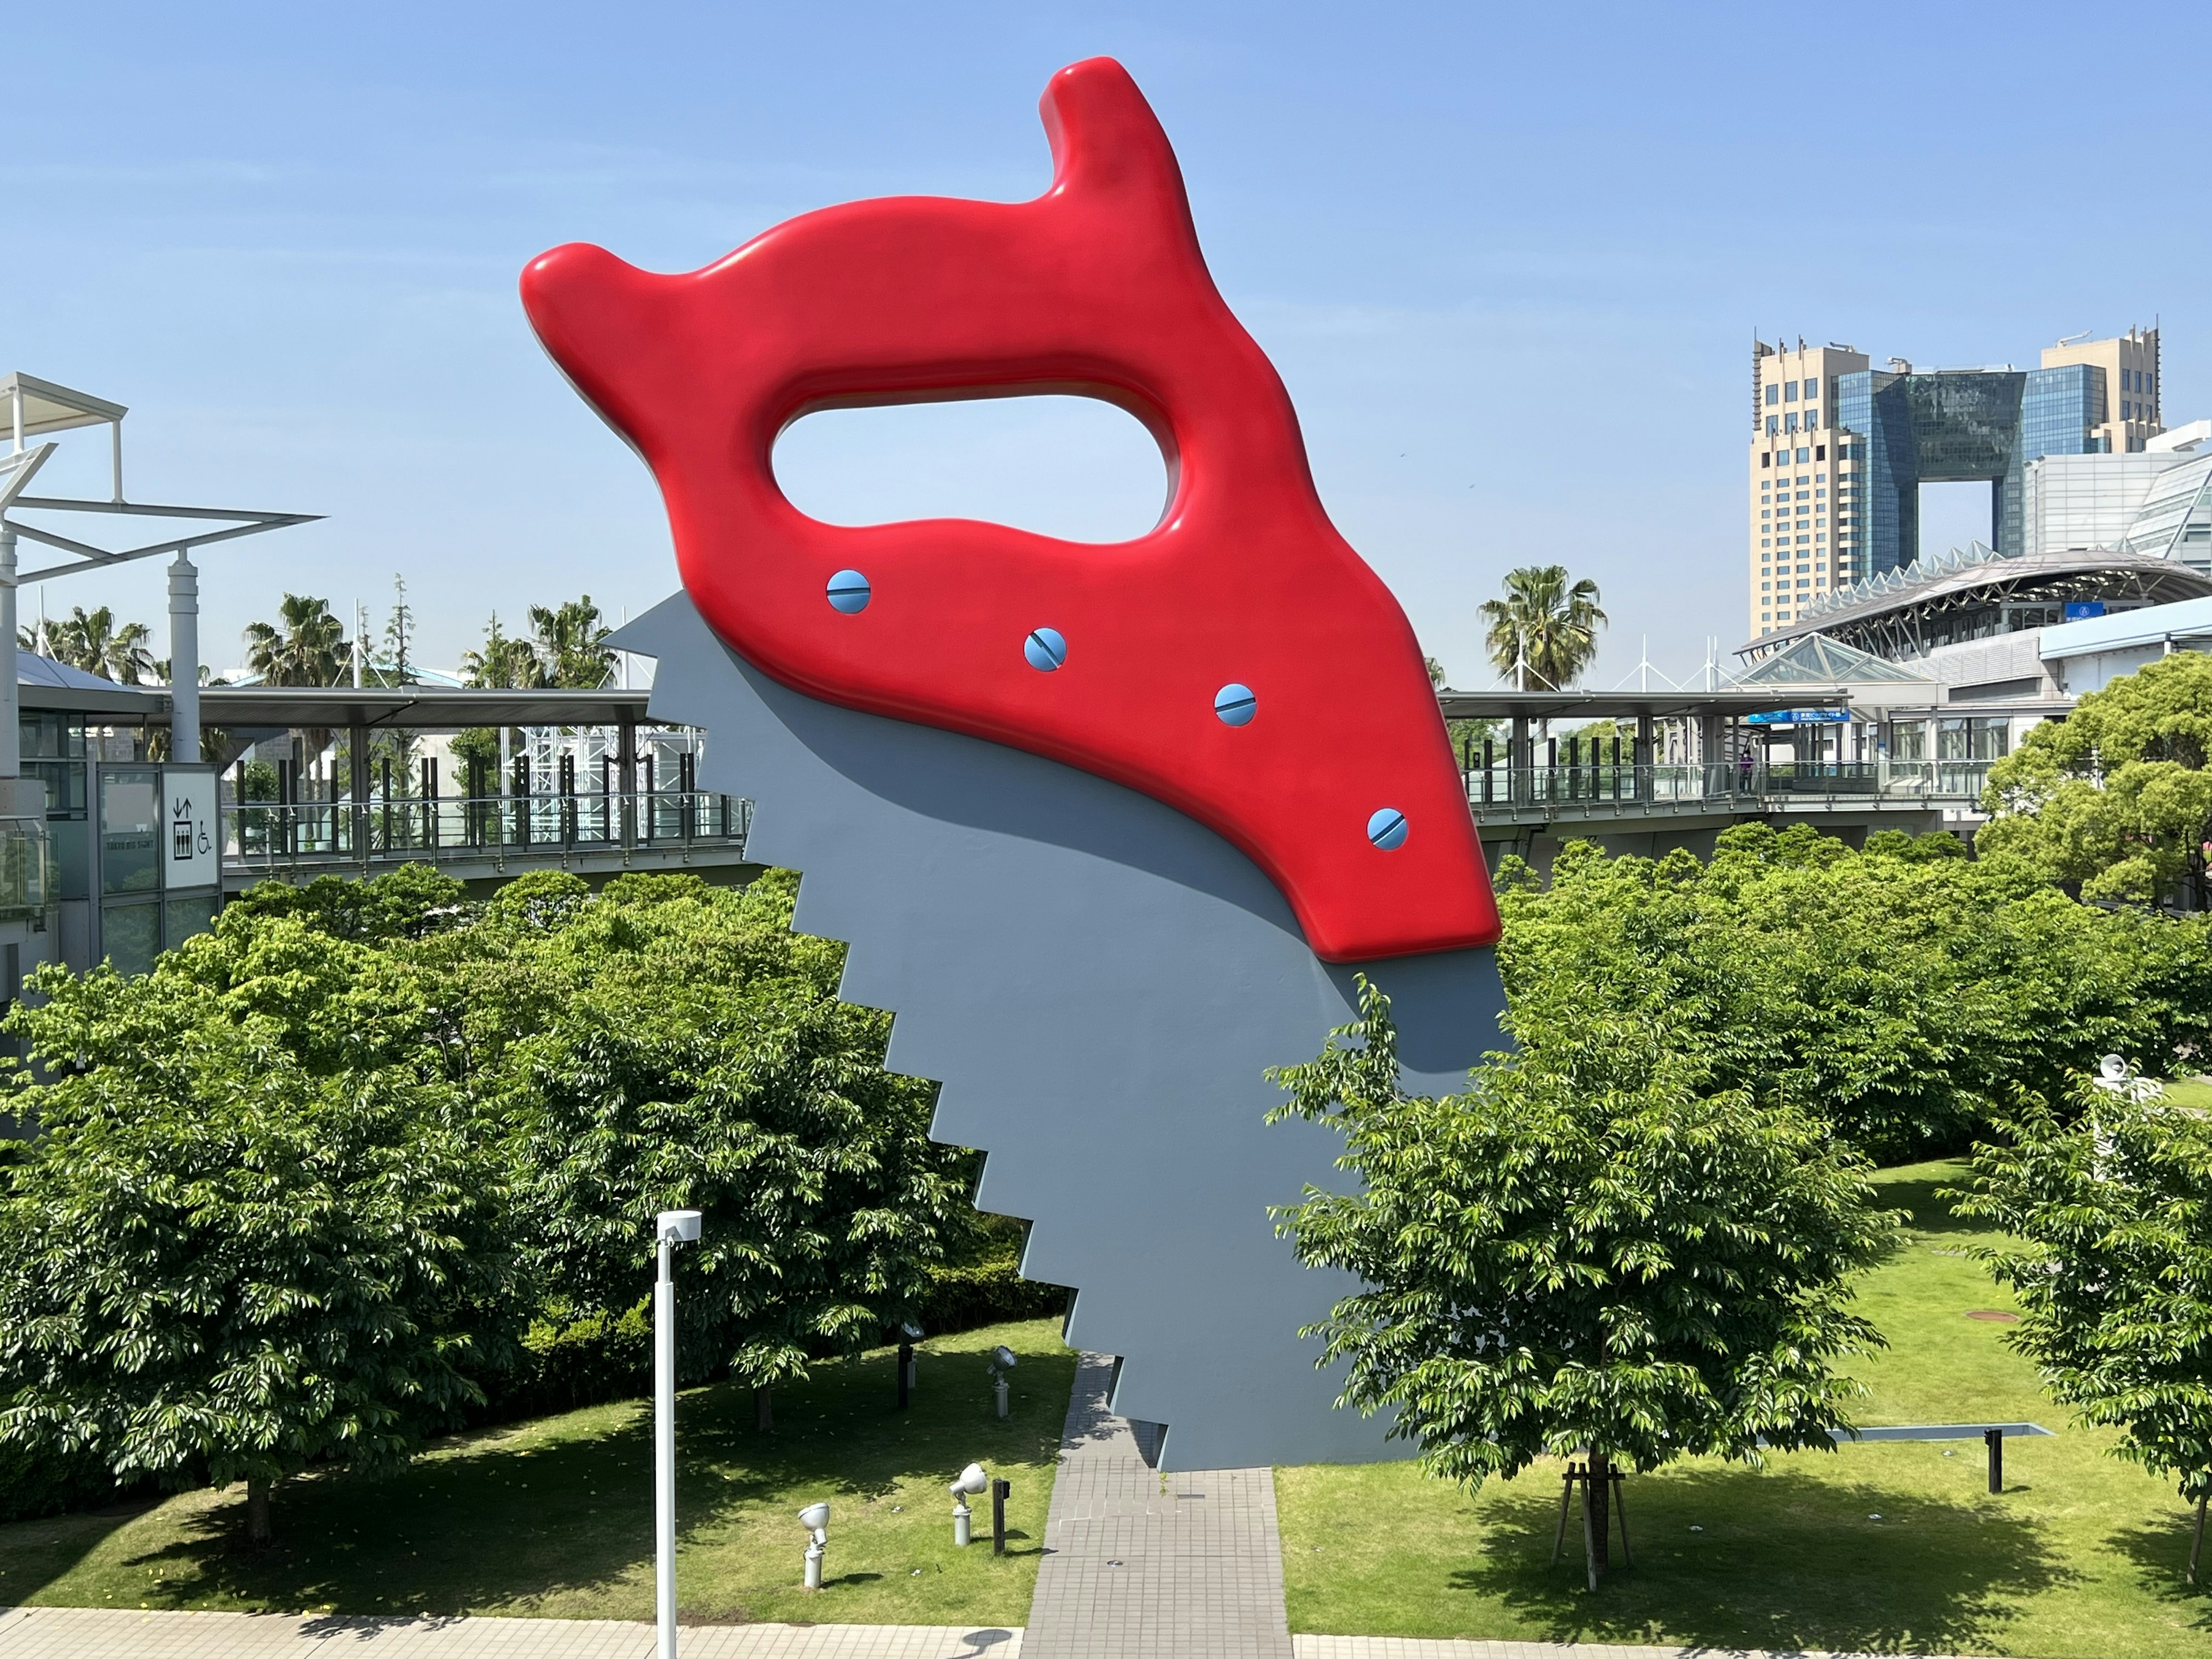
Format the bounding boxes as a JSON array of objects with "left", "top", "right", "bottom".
[
  {"left": 2037, "top": 593, "right": 2212, "bottom": 661},
  {"left": 2, "top": 372, "right": 126, "bottom": 444}
]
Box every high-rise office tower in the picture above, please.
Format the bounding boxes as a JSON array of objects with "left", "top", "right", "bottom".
[{"left": 1748, "top": 328, "right": 2162, "bottom": 638}]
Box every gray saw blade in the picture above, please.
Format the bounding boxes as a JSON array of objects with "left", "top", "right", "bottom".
[{"left": 615, "top": 592, "right": 1507, "bottom": 1470}]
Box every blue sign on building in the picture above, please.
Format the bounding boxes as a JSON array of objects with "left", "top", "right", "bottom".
[
  {"left": 1746, "top": 709, "right": 1853, "bottom": 725},
  {"left": 2064, "top": 601, "right": 2107, "bottom": 620}
]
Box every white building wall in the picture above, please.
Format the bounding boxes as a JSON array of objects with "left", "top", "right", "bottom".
[
  {"left": 2023, "top": 451, "right": 2198, "bottom": 554},
  {"left": 2055, "top": 642, "right": 2165, "bottom": 695}
]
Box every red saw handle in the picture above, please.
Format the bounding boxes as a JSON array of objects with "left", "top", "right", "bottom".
[{"left": 521, "top": 56, "right": 1499, "bottom": 963}]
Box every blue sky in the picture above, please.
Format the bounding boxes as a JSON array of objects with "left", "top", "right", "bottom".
[{"left": 10, "top": 2, "right": 2205, "bottom": 687}]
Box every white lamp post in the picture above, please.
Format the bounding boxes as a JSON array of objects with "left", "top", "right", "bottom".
[
  {"left": 655, "top": 1209, "right": 702, "bottom": 1659},
  {"left": 990, "top": 1344, "right": 1017, "bottom": 1418},
  {"left": 949, "top": 1461, "right": 988, "bottom": 1547},
  {"left": 798, "top": 1501, "right": 830, "bottom": 1589}
]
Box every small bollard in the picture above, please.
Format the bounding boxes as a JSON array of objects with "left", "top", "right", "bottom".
[
  {"left": 798, "top": 1501, "right": 830, "bottom": 1590},
  {"left": 950, "top": 1461, "right": 987, "bottom": 1547},
  {"left": 897, "top": 1342, "right": 912, "bottom": 1411},
  {"left": 994, "top": 1372, "right": 1009, "bottom": 1418},
  {"left": 991, "top": 1478, "right": 1011, "bottom": 1555},
  {"left": 1986, "top": 1427, "right": 2003, "bottom": 1494}
]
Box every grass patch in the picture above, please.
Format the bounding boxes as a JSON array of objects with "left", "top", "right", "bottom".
[
  {"left": 2158, "top": 1077, "right": 2212, "bottom": 1110},
  {"left": 0, "top": 1317, "right": 1072, "bottom": 1627},
  {"left": 1276, "top": 1160, "right": 2210, "bottom": 1658}
]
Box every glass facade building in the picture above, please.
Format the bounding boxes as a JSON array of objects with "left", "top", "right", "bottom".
[{"left": 1835, "top": 363, "right": 2105, "bottom": 579}]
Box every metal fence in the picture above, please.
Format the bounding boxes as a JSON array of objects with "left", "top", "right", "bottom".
[
  {"left": 1464, "top": 761, "right": 1995, "bottom": 817},
  {"left": 224, "top": 789, "right": 751, "bottom": 877}
]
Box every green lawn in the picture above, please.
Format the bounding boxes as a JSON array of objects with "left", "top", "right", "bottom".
[
  {"left": 1276, "top": 1160, "right": 2210, "bottom": 1658},
  {"left": 0, "top": 1318, "right": 1073, "bottom": 1627},
  {"left": 2158, "top": 1077, "right": 2212, "bottom": 1110}
]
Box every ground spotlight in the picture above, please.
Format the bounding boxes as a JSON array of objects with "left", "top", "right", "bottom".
[
  {"left": 798, "top": 1500, "right": 830, "bottom": 1589},
  {"left": 950, "top": 1461, "right": 989, "bottom": 1546}
]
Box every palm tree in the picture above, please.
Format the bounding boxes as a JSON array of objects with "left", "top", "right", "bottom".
[
  {"left": 243, "top": 595, "right": 350, "bottom": 772},
  {"left": 527, "top": 596, "right": 615, "bottom": 690},
  {"left": 1479, "top": 566, "right": 1607, "bottom": 692},
  {"left": 41, "top": 606, "right": 157, "bottom": 683},
  {"left": 460, "top": 611, "right": 546, "bottom": 691},
  {"left": 241, "top": 595, "right": 350, "bottom": 688}
]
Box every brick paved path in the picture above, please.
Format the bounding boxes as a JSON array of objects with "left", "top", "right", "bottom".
[
  {"left": 0, "top": 1606, "right": 1975, "bottom": 1657},
  {"left": 0, "top": 1607, "right": 1020, "bottom": 1657},
  {"left": 1020, "top": 1352, "right": 1293, "bottom": 1659}
]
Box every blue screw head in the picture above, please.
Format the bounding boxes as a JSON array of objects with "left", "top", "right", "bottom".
[
  {"left": 825, "top": 570, "right": 872, "bottom": 613},
  {"left": 1214, "top": 683, "right": 1257, "bottom": 726},
  {"left": 1024, "top": 628, "right": 1067, "bottom": 672},
  {"left": 1366, "top": 807, "right": 1408, "bottom": 851}
]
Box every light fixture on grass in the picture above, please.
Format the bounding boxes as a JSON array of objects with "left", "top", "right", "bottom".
[
  {"left": 798, "top": 1501, "right": 830, "bottom": 1589},
  {"left": 897, "top": 1321, "right": 923, "bottom": 1410},
  {"left": 989, "top": 1346, "right": 1017, "bottom": 1418},
  {"left": 950, "top": 1461, "right": 989, "bottom": 1546}
]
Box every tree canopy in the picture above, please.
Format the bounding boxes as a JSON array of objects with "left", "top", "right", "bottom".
[
  {"left": 1955, "top": 1079, "right": 2212, "bottom": 1569},
  {"left": 0, "top": 863, "right": 976, "bottom": 1535},
  {"left": 1979, "top": 651, "right": 2212, "bottom": 907},
  {"left": 528, "top": 597, "right": 617, "bottom": 690},
  {"left": 1479, "top": 565, "right": 1606, "bottom": 691},
  {"left": 0, "top": 915, "right": 516, "bottom": 1541},
  {"left": 242, "top": 594, "right": 350, "bottom": 689},
  {"left": 1493, "top": 825, "right": 2212, "bottom": 1161},
  {"left": 25, "top": 605, "right": 157, "bottom": 684},
  {"left": 1270, "top": 976, "right": 1894, "bottom": 1566}
]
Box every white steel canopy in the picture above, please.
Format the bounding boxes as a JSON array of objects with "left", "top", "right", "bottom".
[{"left": 3, "top": 372, "right": 126, "bottom": 442}]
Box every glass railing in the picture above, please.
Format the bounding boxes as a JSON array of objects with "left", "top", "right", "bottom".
[
  {"left": 222, "top": 790, "right": 751, "bottom": 874},
  {"left": 1463, "top": 761, "right": 1994, "bottom": 815},
  {"left": 0, "top": 816, "right": 54, "bottom": 918}
]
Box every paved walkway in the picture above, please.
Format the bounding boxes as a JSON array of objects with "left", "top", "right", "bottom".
[
  {"left": 0, "top": 1608, "right": 1019, "bottom": 1656},
  {"left": 1294, "top": 1643, "right": 1976, "bottom": 1659},
  {"left": 0, "top": 1608, "right": 1984, "bottom": 1658},
  {"left": 1021, "top": 1353, "right": 1291, "bottom": 1658}
]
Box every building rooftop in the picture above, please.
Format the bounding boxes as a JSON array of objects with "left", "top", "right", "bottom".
[
  {"left": 2037, "top": 594, "right": 2212, "bottom": 661},
  {"left": 1730, "top": 632, "right": 1934, "bottom": 685},
  {"left": 1743, "top": 544, "right": 2212, "bottom": 662},
  {"left": 16, "top": 653, "right": 164, "bottom": 716}
]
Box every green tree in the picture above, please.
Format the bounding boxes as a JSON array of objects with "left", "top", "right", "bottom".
[
  {"left": 1493, "top": 827, "right": 2212, "bottom": 1161},
  {"left": 1269, "top": 978, "right": 1895, "bottom": 1574},
  {"left": 457, "top": 611, "right": 546, "bottom": 785},
  {"left": 528, "top": 596, "right": 616, "bottom": 690},
  {"left": 460, "top": 611, "right": 545, "bottom": 691},
  {"left": 241, "top": 594, "right": 350, "bottom": 688},
  {"left": 1479, "top": 565, "right": 1606, "bottom": 691},
  {"left": 41, "top": 605, "right": 156, "bottom": 684},
  {"left": 1979, "top": 652, "right": 2212, "bottom": 907},
  {"left": 382, "top": 574, "right": 418, "bottom": 685},
  {"left": 505, "top": 871, "right": 968, "bottom": 1429},
  {"left": 1955, "top": 1080, "right": 2212, "bottom": 1578},
  {"left": 0, "top": 926, "right": 516, "bottom": 1543}
]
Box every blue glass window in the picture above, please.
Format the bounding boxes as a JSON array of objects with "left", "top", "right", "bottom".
[
  {"left": 1784, "top": 382, "right": 1797, "bottom": 401},
  {"left": 1767, "top": 384, "right": 1779, "bottom": 405}
]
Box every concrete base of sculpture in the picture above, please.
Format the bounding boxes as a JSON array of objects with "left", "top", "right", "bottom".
[{"left": 615, "top": 594, "right": 1508, "bottom": 1469}]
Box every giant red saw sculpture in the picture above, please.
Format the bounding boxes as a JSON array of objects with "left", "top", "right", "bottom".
[{"left": 524, "top": 57, "right": 1506, "bottom": 1469}]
